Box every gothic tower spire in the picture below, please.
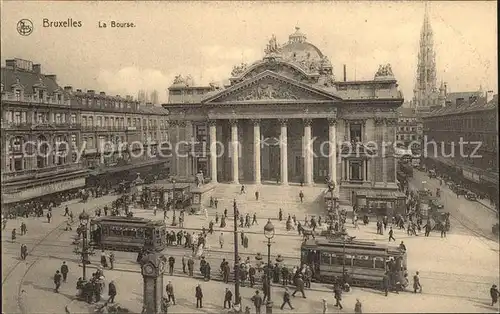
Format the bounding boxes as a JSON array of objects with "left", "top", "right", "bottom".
[{"left": 413, "top": 1, "right": 439, "bottom": 110}]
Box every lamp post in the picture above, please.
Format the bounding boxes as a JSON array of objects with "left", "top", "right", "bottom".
[
  {"left": 77, "top": 210, "right": 91, "bottom": 280},
  {"left": 233, "top": 200, "right": 241, "bottom": 310},
  {"left": 170, "top": 178, "right": 176, "bottom": 211},
  {"left": 264, "top": 219, "right": 275, "bottom": 314}
]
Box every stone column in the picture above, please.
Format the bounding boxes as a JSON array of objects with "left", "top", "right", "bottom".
[
  {"left": 253, "top": 119, "right": 261, "bottom": 184},
  {"left": 382, "top": 119, "right": 388, "bottom": 187},
  {"left": 279, "top": 119, "right": 288, "bottom": 185},
  {"left": 328, "top": 118, "right": 337, "bottom": 185},
  {"left": 303, "top": 119, "right": 313, "bottom": 186},
  {"left": 209, "top": 120, "right": 218, "bottom": 183},
  {"left": 230, "top": 119, "right": 239, "bottom": 184}
]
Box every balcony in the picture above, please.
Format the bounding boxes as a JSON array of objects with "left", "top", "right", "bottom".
[{"left": 2, "top": 163, "right": 85, "bottom": 182}]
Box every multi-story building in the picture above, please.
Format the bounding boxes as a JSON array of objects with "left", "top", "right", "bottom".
[
  {"left": 1, "top": 58, "right": 169, "bottom": 207},
  {"left": 164, "top": 27, "right": 406, "bottom": 208},
  {"left": 396, "top": 107, "right": 423, "bottom": 151},
  {"left": 422, "top": 93, "right": 499, "bottom": 205}
]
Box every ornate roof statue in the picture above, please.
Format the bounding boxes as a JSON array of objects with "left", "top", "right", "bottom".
[
  {"left": 173, "top": 75, "right": 185, "bottom": 85},
  {"left": 374, "top": 63, "right": 394, "bottom": 79},
  {"left": 265, "top": 34, "right": 281, "bottom": 55},
  {"left": 184, "top": 75, "right": 195, "bottom": 87},
  {"left": 231, "top": 62, "right": 247, "bottom": 77}
]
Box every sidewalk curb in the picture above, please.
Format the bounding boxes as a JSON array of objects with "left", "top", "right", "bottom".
[{"left": 79, "top": 264, "right": 333, "bottom": 294}]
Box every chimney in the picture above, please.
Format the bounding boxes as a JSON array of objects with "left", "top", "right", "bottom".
[
  {"left": 5, "top": 59, "right": 17, "bottom": 69},
  {"left": 456, "top": 98, "right": 465, "bottom": 106},
  {"left": 76, "top": 89, "right": 82, "bottom": 93},
  {"left": 88, "top": 90, "right": 95, "bottom": 94},
  {"left": 33, "top": 64, "right": 41, "bottom": 74},
  {"left": 46, "top": 74, "right": 57, "bottom": 82},
  {"left": 468, "top": 95, "right": 477, "bottom": 104},
  {"left": 486, "top": 90, "right": 494, "bottom": 102},
  {"left": 444, "top": 82, "right": 447, "bottom": 96},
  {"left": 343, "top": 64, "right": 347, "bottom": 82},
  {"left": 100, "top": 92, "right": 106, "bottom": 96},
  {"left": 64, "top": 86, "right": 73, "bottom": 93}
]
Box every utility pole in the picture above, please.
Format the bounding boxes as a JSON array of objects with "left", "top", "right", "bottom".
[{"left": 233, "top": 199, "right": 241, "bottom": 308}]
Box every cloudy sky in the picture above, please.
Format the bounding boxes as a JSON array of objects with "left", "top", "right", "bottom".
[{"left": 1, "top": 1, "right": 497, "bottom": 103}]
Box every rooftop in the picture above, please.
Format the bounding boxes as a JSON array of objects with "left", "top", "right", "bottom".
[{"left": 425, "top": 94, "right": 498, "bottom": 118}]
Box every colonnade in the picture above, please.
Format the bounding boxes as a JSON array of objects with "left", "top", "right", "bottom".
[{"left": 209, "top": 118, "right": 337, "bottom": 186}]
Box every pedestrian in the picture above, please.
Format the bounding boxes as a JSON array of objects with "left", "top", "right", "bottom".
[
  {"left": 255, "top": 191, "right": 259, "bottom": 201},
  {"left": 321, "top": 298, "right": 327, "bottom": 314},
  {"left": 12, "top": 228, "right": 16, "bottom": 242},
  {"left": 279, "top": 208, "right": 283, "bottom": 221},
  {"left": 240, "top": 185, "right": 245, "bottom": 194},
  {"left": 382, "top": 272, "right": 390, "bottom": 297},
  {"left": 166, "top": 281, "right": 176, "bottom": 305},
  {"left": 399, "top": 241, "right": 406, "bottom": 252},
  {"left": 413, "top": 271, "right": 422, "bottom": 293},
  {"left": 168, "top": 256, "right": 175, "bottom": 275},
  {"left": 251, "top": 290, "right": 263, "bottom": 314},
  {"left": 54, "top": 270, "right": 62, "bottom": 293},
  {"left": 490, "top": 284, "right": 499, "bottom": 306},
  {"left": 109, "top": 252, "right": 115, "bottom": 270},
  {"left": 195, "top": 284, "right": 203, "bottom": 308},
  {"left": 388, "top": 227, "right": 396, "bottom": 242},
  {"left": 440, "top": 223, "right": 447, "bottom": 238},
  {"left": 291, "top": 274, "right": 306, "bottom": 298},
  {"left": 281, "top": 287, "right": 294, "bottom": 310},
  {"left": 108, "top": 280, "right": 117, "bottom": 303},
  {"left": 100, "top": 250, "right": 108, "bottom": 268},
  {"left": 299, "top": 190, "right": 304, "bottom": 203},
  {"left": 61, "top": 261, "right": 69, "bottom": 282},
  {"left": 333, "top": 284, "right": 343, "bottom": 310},
  {"left": 354, "top": 298, "right": 362, "bottom": 314},
  {"left": 187, "top": 257, "right": 194, "bottom": 277},
  {"left": 252, "top": 213, "right": 258, "bottom": 225},
  {"left": 182, "top": 256, "right": 187, "bottom": 274},
  {"left": 219, "top": 232, "right": 224, "bottom": 249},
  {"left": 20, "top": 244, "right": 28, "bottom": 260},
  {"left": 224, "top": 288, "right": 233, "bottom": 309}
]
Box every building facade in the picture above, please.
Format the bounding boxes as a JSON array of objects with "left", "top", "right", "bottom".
[
  {"left": 164, "top": 28, "right": 404, "bottom": 204},
  {"left": 396, "top": 107, "right": 423, "bottom": 152},
  {"left": 422, "top": 94, "right": 499, "bottom": 205},
  {"left": 1, "top": 58, "right": 169, "bottom": 206}
]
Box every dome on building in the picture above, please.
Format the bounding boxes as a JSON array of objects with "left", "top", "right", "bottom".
[{"left": 280, "top": 27, "right": 324, "bottom": 62}]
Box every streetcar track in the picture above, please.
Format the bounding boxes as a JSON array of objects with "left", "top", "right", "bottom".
[
  {"left": 2, "top": 220, "right": 68, "bottom": 285},
  {"left": 17, "top": 258, "right": 40, "bottom": 314}
]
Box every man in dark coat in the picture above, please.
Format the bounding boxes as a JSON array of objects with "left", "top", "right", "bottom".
[
  {"left": 413, "top": 271, "right": 422, "bottom": 293},
  {"left": 249, "top": 265, "right": 256, "bottom": 287},
  {"left": 382, "top": 272, "right": 390, "bottom": 296},
  {"left": 187, "top": 257, "right": 194, "bottom": 277},
  {"left": 166, "top": 281, "right": 176, "bottom": 305},
  {"left": 334, "top": 284, "right": 343, "bottom": 310},
  {"left": 280, "top": 287, "right": 294, "bottom": 310},
  {"left": 182, "top": 256, "right": 187, "bottom": 274},
  {"left": 490, "top": 284, "right": 499, "bottom": 306},
  {"left": 291, "top": 275, "right": 306, "bottom": 298},
  {"left": 251, "top": 290, "right": 263, "bottom": 314},
  {"left": 195, "top": 284, "right": 203, "bottom": 308},
  {"left": 54, "top": 270, "right": 62, "bottom": 293},
  {"left": 108, "top": 280, "right": 117, "bottom": 303},
  {"left": 223, "top": 288, "right": 233, "bottom": 309},
  {"left": 168, "top": 256, "right": 175, "bottom": 275},
  {"left": 388, "top": 227, "right": 396, "bottom": 242},
  {"left": 60, "top": 261, "right": 69, "bottom": 282}
]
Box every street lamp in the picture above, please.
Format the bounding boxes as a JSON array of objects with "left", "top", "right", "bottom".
[
  {"left": 264, "top": 219, "right": 275, "bottom": 314},
  {"left": 77, "top": 210, "right": 91, "bottom": 280},
  {"left": 170, "top": 177, "right": 177, "bottom": 211}
]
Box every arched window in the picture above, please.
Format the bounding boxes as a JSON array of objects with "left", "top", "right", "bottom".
[
  {"left": 8, "top": 136, "right": 25, "bottom": 171},
  {"left": 37, "top": 135, "right": 49, "bottom": 168}
]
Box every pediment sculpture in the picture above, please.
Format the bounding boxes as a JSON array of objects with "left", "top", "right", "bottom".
[
  {"left": 235, "top": 83, "right": 299, "bottom": 101},
  {"left": 375, "top": 64, "right": 394, "bottom": 77},
  {"left": 231, "top": 63, "right": 247, "bottom": 77},
  {"left": 264, "top": 34, "right": 281, "bottom": 55},
  {"left": 173, "top": 75, "right": 185, "bottom": 85}
]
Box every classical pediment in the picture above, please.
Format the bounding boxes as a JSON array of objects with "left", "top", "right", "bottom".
[{"left": 202, "top": 70, "right": 341, "bottom": 104}]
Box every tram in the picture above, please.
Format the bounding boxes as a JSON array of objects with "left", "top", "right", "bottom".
[
  {"left": 89, "top": 216, "right": 167, "bottom": 252},
  {"left": 301, "top": 239, "right": 407, "bottom": 288}
]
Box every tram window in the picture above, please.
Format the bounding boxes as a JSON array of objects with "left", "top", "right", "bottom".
[
  {"left": 137, "top": 229, "right": 145, "bottom": 238},
  {"left": 155, "top": 229, "right": 160, "bottom": 238},
  {"left": 321, "top": 252, "right": 331, "bottom": 265},
  {"left": 374, "top": 257, "right": 385, "bottom": 269},
  {"left": 102, "top": 226, "right": 109, "bottom": 236},
  {"left": 353, "top": 255, "right": 373, "bottom": 268},
  {"left": 111, "top": 227, "right": 122, "bottom": 236}
]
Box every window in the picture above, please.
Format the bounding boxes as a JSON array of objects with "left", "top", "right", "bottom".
[
  {"left": 87, "top": 137, "right": 94, "bottom": 148},
  {"left": 89, "top": 116, "right": 94, "bottom": 126},
  {"left": 71, "top": 134, "right": 77, "bottom": 145},
  {"left": 353, "top": 255, "right": 373, "bottom": 268},
  {"left": 321, "top": 252, "right": 332, "bottom": 265},
  {"left": 127, "top": 118, "right": 131, "bottom": 126},
  {"left": 349, "top": 123, "right": 362, "bottom": 142},
  {"left": 97, "top": 116, "right": 102, "bottom": 127},
  {"left": 55, "top": 113, "right": 61, "bottom": 124},
  {"left": 15, "top": 90, "right": 21, "bottom": 101},
  {"left": 14, "top": 112, "right": 21, "bottom": 124},
  {"left": 82, "top": 116, "right": 87, "bottom": 127},
  {"left": 5, "top": 111, "right": 13, "bottom": 122},
  {"left": 104, "top": 117, "right": 109, "bottom": 127},
  {"left": 349, "top": 160, "right": 363, "bottom": 181},
  {"left": 21, "top": 112, "right": 26, "bottom": 123},
  {"left": 71, "top": 114, "right": 76, "bottom": 124}
]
